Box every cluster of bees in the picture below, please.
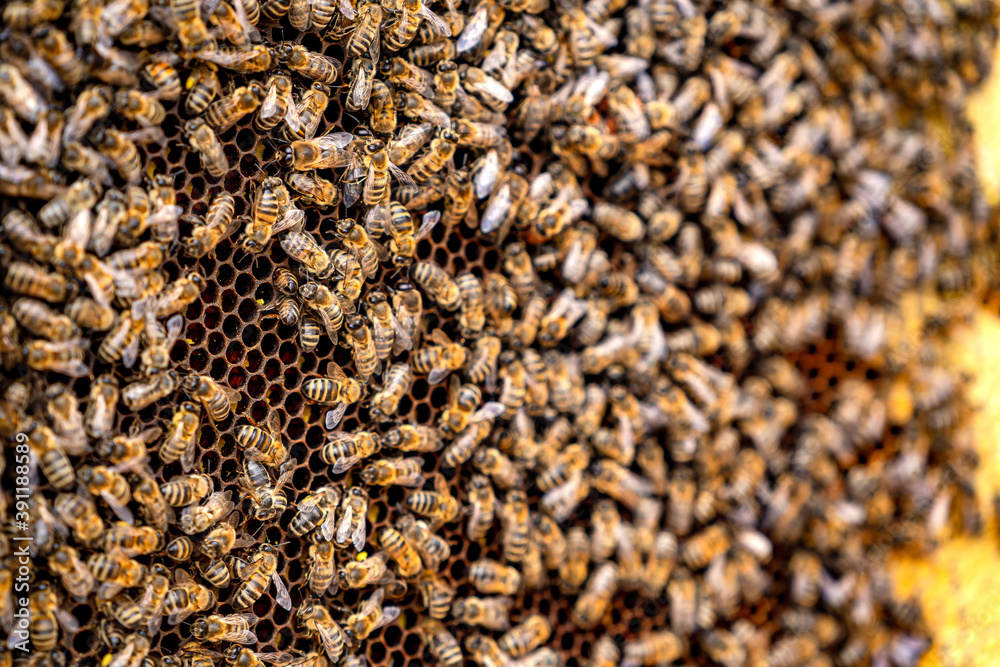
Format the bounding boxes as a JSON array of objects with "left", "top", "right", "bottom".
[{"left": 0, "top": 0, "right": 998, "bottom": 665}]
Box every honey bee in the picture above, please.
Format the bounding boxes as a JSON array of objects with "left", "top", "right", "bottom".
[
  {"left": 72, "top": 466, "right": 133, "bottom": 524},
  {"left": 3, "top": 210, "right": 56, "bottom": 263},
  {"left": 102, "top": 523, "right": 167, "bottom": 559},
  {"left": 182, "top": 193, "right": 239, "bottom": 258},
  {"left": 331, "top": 486, "right": 368, "bottom": 551},
  {"left": 25, "top": 583, "right": 78, "bottom": 652},
  {"left": 235, "top": 410, "right": 288, "bottom": 467},
  {"left": 133, "top": 472, "right": 173, "bottom": 531},
  {"left": 417, "top": 618, "right": 462, "bottom": 667},
  {"left": 5, "top": 261, "right": 71, "bottom": 303},
  {"left": 287, "top": 172, "right": 340, "bottom": 209},
  {"left": 195, "top": 43, "right": 273, "bottom": 72},
  {"left": 281, "top": 133, "right": 355, "bottom": 171},
  {"left": 368, "top": 362, "right": 413, "bottom": 420},
  {"left": 345, "top": 57, "right": 375, "bottom": 112},
  {"left": 345, "top": 315, "right": 381, "bottom": 383},
  {"left": 395, "top": 91, "right": 452, "bottom": 128},
  {"left": 622, "top": 632, "right": 685, "bottom": 667},
  {"left": 290, "top": 485, "right": 342, "bottom": 540},
  {"left": 182, "top": 62, "right": 221, "bottom": 116},
  {"left": 160, "top": 473, "right": 213, "bottom": 508},
  {"left": 304, "top": 363, "right": 364, "bottom": 430},
  {"left": 343, "top": 588, "right": 401, "bottom": 641},
  {"left": 200, "top": 514, "right": 255, "bottom": 559},
  {"left": 184, "top": 119, "right": 228, "bottom": 178},
  {"left": 277, "top": 43, "right": 341, "bottom": 83},
  {"left": 297, "top": 601, "right": 348, "bottom": 664},
  {"left": 88, "top": 545, "right": 147, "bottom": 599},
  {"left": 451, "top": 596, "right": 512, "bottom": 631},
  {"left": 378, "top": 525, "right": 423, "bottom": 577},
  {"left": 222, "top": 647, "right": 295, "bottom": 667},
  {"left": 383, "top": 424, "right": 444, "bottom": 453},
  {"left": 369, "top": 80, "right": 397, "bottom": 134},
  {"left": 191, "top": 613, "right": 259, "bottom": 644},
  {"left": 239, "top": 457, "right": 294, "bottom": 521},
  {"left": 164, "top": 570, "right": 216, "bottom": 625},
  {"left": 591, "top": 459, "right": 655, "bottom": 512},
  {"left": 346, "top": 1, "right": 383, "bottom": 61},
  {"left": 361, "top": 456, "right": 427, "bottom": 487},
  {"left": 469, "top": 559, "right": 521, "bottom": 595},
  {"left": 339, "top": 551, "right": 394, "bottom": 589},
  {"left": 532, "top": 514, "right": 567, "bottom": 572},
  {"left": 27, "top": 421, "right": 76, "bottom": 490},
  {"left": 122, "top": 371, "right": 181, "bottom": 410},
  {"left": 234, "top": 543, "right": 292, "bottom": 610},
  {"left": 183, "top": 374, "right": 239, "bottom": 423},
  {"left": 54, "top": 492, "right": 104, "bottom": 544},
  {"left": 179, "top": 490, "right": 235, "bottom": 534},
  {"left": 49, "top": 545, "right": 95, "bottom": 603}
]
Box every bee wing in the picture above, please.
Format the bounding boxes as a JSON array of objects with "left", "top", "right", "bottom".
[
  {"left": 360, "top": 587, "right": 385, "bottom": 616},
  {"left": 197, "top": 47, "right": 265, "bottom": 67},
  {"left": 415, "top": 4, "right": 450, "bottom": 34},
  {"left": 260, "top": 79, "right": 281, "bottom": 119},
  {"left": 327, "top": 362, "right": 348, "bottom": 381},
  {"left": 317, "top": 621, "right": 346, "bottom": 663},
  {"left": 374, "top": 605, "right": 401, "bottom": 631},
  {"left": 54, "top": 604, "right": 81, "bottom": 635},
  {"left": 351, "top": 64, "right": 373, "bottom": 111},
  {"left": 368, "top": 32, "right": 380, "bottom": 64},
  {"left": 457, "top": 4, "right": 489, "bottom": 54},
  {"left": 428, "top": 328, "right": 451, "bottom": 346},
  {"left": 480, "top": 183, "right": 512, "bottom": 234},
  {"left": 427, "top": 367, "right": 453, "bottom": 385},
  {"left": 397, "top": 472, "right": 427, "bottom": 487},
  {"left": 331, "top": 454, "right": 362, "bottom": 475},
  {"left": 415, "top": 210, "right": 440, "bottom": 241},
  {"left": 469, "top": 75, "right": 514, "bottom": 104},
  {"left": 273, "top": 208, "right": 306, "bottom": 235},
  {"left": 352, "top": 514, "right": 368, "bottom": 551},
  {"left": 317, "top": 132, "right": 357, "bottom": 150},
  {"left": 272, "top": 573, "right": 293, "bottom": 610},
  {"left": 390, "top": 315, "right": 413, "bottom": 351},
  {"left": 325, "top": 404, "right": 349, "bottom": 430},
  {"left": 231, "top": 0, "right": 262, "bottom": 44},
  {"left": 283, "top": 100, "right": 303, "bottom": 136},
  {"left": 228, "top": 628, "right": 261, "bottom": 645},
  {"left": 481, "top": 43, "right": 507, "bottom": 78},
  {"left": 335, "top": 503, "right": 355, "bottom": 544},
  {"left": 473, "top": 149, "right": 500, "bottom": 199},
  {"left": 472, "top": 402, "right": 506, "bottom": 423},
  {"left": 364, "top": 202, "right": 390, "bottom": 237},
  {"left": 340, "top": 0, "right": 357, "bottom": 19},
  {"left": 616, "top": 413, "right": 636, "bottom": 462},
  {"left": 106, "top": 640, "right": 136, "bottom": 667},
  {"left": 321, "top": 507, "right": 338, "bottom": 542},
  {"left": 274, "top": 461, "right": 296, "bottom": 492},
  {"left": 257, "top": 653, "right": 295, "bottom": 666}
]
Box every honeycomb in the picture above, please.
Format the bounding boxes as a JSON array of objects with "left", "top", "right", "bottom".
[{"left": 3, "top": 0, "right": 999, "bottom": 665}]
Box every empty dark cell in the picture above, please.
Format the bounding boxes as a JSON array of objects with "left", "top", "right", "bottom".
[
  {"left": 216, "top": 242, "right": 233, "bottom": 261},
  {"left": 300, "top": 353, "right": 317, "bottom": 373},
  {"left": 341, "top": 417, "right": 359, "bottom": 432},
  {"left": 221, "top": 289, "right": 239, "bottom": 313},
  {"left": 451, "top": 256, "right": 466, "bottom": 274},
  {"left": 229, "top": 367, "right": 246, "bottom": 389},
  {"left": 247, "top": 374, "right": 266, "bottom": 398},
  {"left": 204, "top": 305, "right": 222, "bottom": 329},
  {"left": 271, "top": 604, "right": 291, "bottom": 627},
  {"left": 403, "top": 634, "right": 422, "bottom": 655},
  {"left": 390, "top": 651, "right": 405, "bottom": 667},
  {"left": 450, "top": 559, "right": 467, "bottom": 580},
  {"left": 415, "top": 403, "right": 431, "bottom": 424},
  {"left": 369, "top": 642, "right": 387, "bottom": 664},
  {"left": 277, "top": 323, "right": 296, "bottom": 341},
  {"left": 283, "top": 367, "right": 300, "bottom": 389},
  {"left": 202, "top": 451, "right": 218, "bottom": 474},
  {"left": 267, "top": 384, "right": 285, "bottom": 405},
  {"left": 242, "top": 325, "right": 261, "bottom": 347},
  {"left": 185, "top": 151, "right": 202, "bottom": 173},
  {"left": 253, "top": 597, "right": 273, "bottom": 619},
  {"left": 279, "top": 342, "right": 298, "bottom": 364},
  {"left": 236, "top": 128, "right": 258, "bottom": 152},
  {"left": 287, "top": 418, "right": 306, "bottom": 439},
  {"left": 411, "top": 378, "right": 429, "bottom": 400},
  {"left": 221, "top": 458, "right": 240, "bottom": 483},
  {"left": 484, "top": 249, "right": 500, "bottom": 270},
  {"left": 285, "top": 392, "right": 303, "bottom": 414},
  {"left": 262, "top": 333, "right": 279, "bottom": 355},
  {"left": 251, "top": 400, "right": 270, "bottom": 422},
  {"left": 210, "top": 357, "right": 228, "bottom": 381},
  {"left": 171, "top": 340, "right": 189, "bottom": 364},
  {"left": 198, "top": 255, "right": 217, "bottom": 276},
  {"left": 256, "top": 282, "right": 275, "bottom": 303},
  {"left": 217, "top": 264, "right": 236, "bottom": 287},
  {"left": 434, "top": 247, "right": 450, "bottom": 265},
  {"left": 253, "top": 256, "right": 273, "bottom": 279},
  {"left": 265, "top": 358, "right": 282, "bottom": 380},
  {"left": 238, "top": 298, "right": 259, "bottom": 322},
  {"left": 236, "top": 272, "right": 255, "bottom": 296},
  {"left": 166, "top": 139, "right": 184, "bottom": 162},
  {"left": 190, "top": 348, "right": 210, "bottom": 371},
  {"left": 447, "top": 233, "right": 463, "bottom": 253},
  {"left": 561, "top": 634, "right": 575, "bottom": 650},
  {"left": 466, "top": 542, "right": 481, "bottom": 560},
  {"left": 185, "top": 298, "right": 203, "bottom": 321},
  {"left": 240, "top": 153, "right": 260, "bottom": 177},
  {"left": 190, "top": 176, "right": 206, "bottom": 201},
  {"left": 246, "top": 350, "right": 263, "bottom": 373},
  {"left": 465, "top": 241, "right": 481, "bottom": 261},
  {"left": 417, "top": 239, "right": 433, "bottom": 258},
  {"left": 208, "top": 332, "right": 225, "bottom": 354}
]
